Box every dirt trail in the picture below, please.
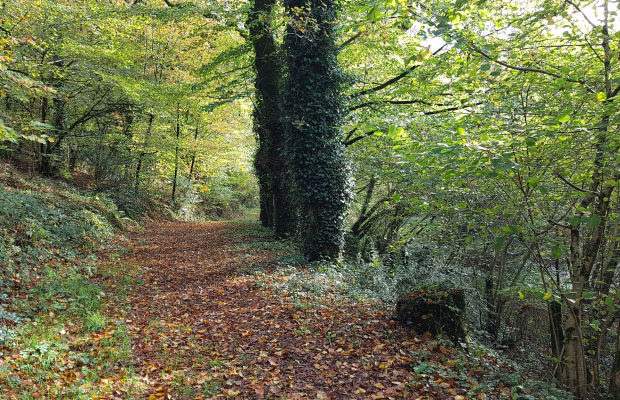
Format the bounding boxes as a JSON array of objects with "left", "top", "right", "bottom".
[{"left": 119, "top": 221, "right": 446, "bottom": 399}]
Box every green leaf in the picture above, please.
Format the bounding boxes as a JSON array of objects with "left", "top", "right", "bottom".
[
  {"left": 582, "top": 216, "right": 602, "bottom": 228},
  {"left": 557, "top": 111, "right": 571, "bottom": 123},
  {"left": 480, "top": 64, "right": 491, "bottom": 72},
  {"left": 29, "top": 121, "right": 55, "bottom": 131},
  {"left": 605, "top": 296, "right": 615, "bottom": 312},
  {"left": 401, "top": 19, "right": 413, "bottom": 29},
  {"left": 413, "top": 362, "right": 430, "bottom": 374},
  {"left": 551, "top": 246, "right": 562, "bottom": 259},
  {"left": 596, "top": 92, "right": 607, "bottom": 102},
  {"left": 456, "top": 126, "right": 465, "bottom": 135},
  {"left": 582, "top": 291, "right": 595, "bottom": 300},
  {"left": 543, "top": 292, "right": 553, "bottom": 301},
  {"left": 494, "top": 236, "right": 506, "bottom": 250},
  {"left": 392, "top": 193, "right": 401, "bottom": 203},
  {"left": 569, "top": 217, "right": 581, "bottom": 227},
  {"left": 367, "top": 6, "right": 383, "bottom": 21}
]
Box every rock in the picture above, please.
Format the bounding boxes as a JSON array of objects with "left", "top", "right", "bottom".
[{"left": 395, "top": 288, "right": 466, "bottom": 345}]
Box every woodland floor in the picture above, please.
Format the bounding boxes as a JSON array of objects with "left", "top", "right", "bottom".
[
  {"left": 118, "top": 220, "right": 424, "bottom": 399},
  {"left": 89, "top": 220, "right": 522, "bottom": 400}
]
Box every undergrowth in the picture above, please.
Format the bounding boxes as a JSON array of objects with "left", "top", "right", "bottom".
[
  {"left": 235, "top": 221, "right": 573, "bottom": 400},
  {"left": 0, "top": 164, "right": 144, "bottom": 399}
]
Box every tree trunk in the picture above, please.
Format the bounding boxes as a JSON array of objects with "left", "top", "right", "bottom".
[
  {"left": 610, "top": 324, "right": 620, "bottom": 400},
  {"left": 549, "top": 300, "right": 565, "bottom": 382},
  {"left": 188, "top": 124, "right": 199, "bottom": 181},
  {"left": 563, "top": 304, "right": 588, "bottom": 399},
  {"left": 135, "top": 113, "right": 154, "bottom": 195},
  {"left": 171, "top": 103, "right": 180, "bottom": 203},
  {"left": 485, "top": 276, "right": 501, "bottom": 342},
  {"left": 249, "top": 0, "right": 296, "bottom": 234},
  {"left": 39, "top": 97, "right": 66, "bottom": 175},
  {"left": 351, "top": 175, "right": 375, "bottom": 238},
  {"left": 284, "top": 0, "right": 350, "bottom": 260},
  {"left": 254, "top": 143, "right": 274, "bottom": 227}
]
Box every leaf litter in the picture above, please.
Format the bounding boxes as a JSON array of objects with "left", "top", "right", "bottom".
[
  {"left": 0, "top": 220, "right": 547, "bottom": 399},
  {"left": 113, "top": 221, "right": 532, "bottom": 400}
]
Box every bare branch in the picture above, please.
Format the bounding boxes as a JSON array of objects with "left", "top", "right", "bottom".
[
  {"left": 349, "top": 99, "right": 438, "bottom": 112},
  {"left": 555, "top": 172, "right": 596, "bottom": 194},
  {"left": 423, "top": 102, "right": 482, "bottom": 115},
  {"left": 565, "top": 0, "right": 598, "bottom": 29}
]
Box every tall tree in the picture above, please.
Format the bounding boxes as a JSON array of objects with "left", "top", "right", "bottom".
[
  {"left": 248, "top": 0, "right": 297, "bottom": 236},
  {"left": 284, "top": 0, "right": 351, "bottom": 260}
]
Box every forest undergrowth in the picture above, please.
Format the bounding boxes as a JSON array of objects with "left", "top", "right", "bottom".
[
  {"left": 0, "top": 165, "right": 569, "bottom": 400},
  {"left": 0, "top": 159, "right": 569, "bottom": 400}
]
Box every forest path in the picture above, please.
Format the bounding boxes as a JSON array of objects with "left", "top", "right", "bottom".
[{"left": 117, "top": 220, "right": 441, "bottom": 400}]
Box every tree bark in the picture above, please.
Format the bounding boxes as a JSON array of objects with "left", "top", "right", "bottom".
[
  {"left": 610, "top": 324, "right": 620, "bottom": 400},
  {"left": 549, "top": 300, "right": 565, "bottom": 382},
  {"left": 284, "top": 0, "right": 350, "bottom": 260},
  {"left": 563, "top": 304, "right": 588, "bottom": 399},
  {"left": 249, "top": 0, "right": 296, "bottom": 235},
  {"left": 171, "top": 102, "right": 180, "bottom": 203},
  {"left": 188, "top": 124, "right": 199, "bottom": 181},
  {"left": 135, "top": 113, "right": 154, "bottom": 195}
]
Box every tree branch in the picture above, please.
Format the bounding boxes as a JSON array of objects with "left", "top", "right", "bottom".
[
  {"left": 340, "top": 31, "right": 363, "bottom": 49},
  {"left": 344, "top": 130, "right": 378, "bottom": 146},
  {"left": 423, "top": 102, "right": 482, "bottom": 115},
  {"left": 555, "top": 172, "right": 597, "bottom": 194},
  {"left": 565, "top": 0, "right": 598, "bottom": 29},
  {"left": 351, "top": 44, "right": 447, "bottom": 98},
  {"left": 349, "top": 99, "right": 439, "bottom": 112},
  {"left": 162, "top": 0, "right": 248, "bottom": 39},
  {"left": 468, "top": 42, "right": 593, "bottom": 93}
]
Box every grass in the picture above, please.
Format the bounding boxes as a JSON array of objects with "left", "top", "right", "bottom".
[{"left": 0, "top": 248, "right": 146, "bottom": 399}]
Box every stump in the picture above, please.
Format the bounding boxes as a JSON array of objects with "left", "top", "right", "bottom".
[{"left": 395, "top": 288, "right": 466, "bottom": 345}]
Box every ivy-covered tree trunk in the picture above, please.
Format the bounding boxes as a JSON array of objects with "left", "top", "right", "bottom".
[
  {"left": 254, "top": 144, "right": 274, "bottom": 227},
  {"left": 284, "top": 0, "right": 350, "bottom": 260},
  {"left": 249, "top": 0, "right": 296, "bottom": 235}
]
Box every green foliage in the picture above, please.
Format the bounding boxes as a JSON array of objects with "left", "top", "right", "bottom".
[
  {"left": 29, "top": 267, "right": 103, "bottom": 317},
  {"left": 1, "top": 0, "right": 257, "bottom": 218},
  {"left": 339, "top": 0, "right": 619, "bottom": 395},
  {"left": 84, "top": 312, "right": 108, "bottom": 333},
  {"left": 0, "top": 174, "right": 117, "bottom": 268}
]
